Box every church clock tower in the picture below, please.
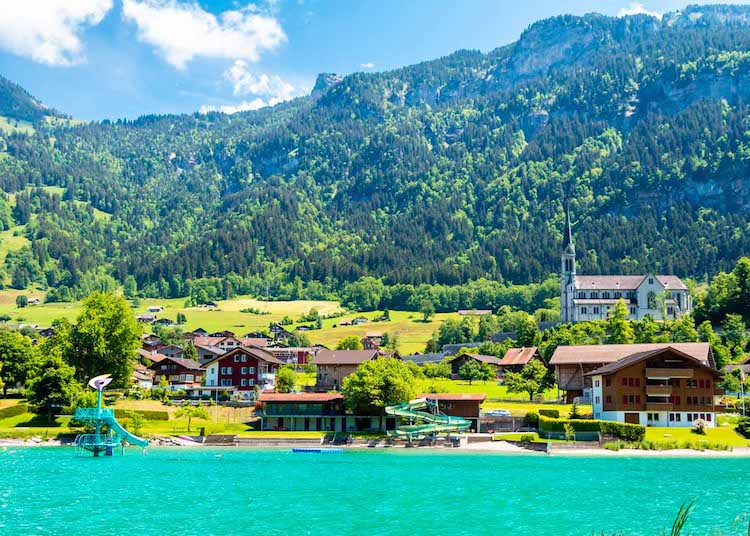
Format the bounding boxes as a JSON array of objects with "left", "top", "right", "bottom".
[{"left": 560, "top": 206, "right": 577, "bottom": 323}]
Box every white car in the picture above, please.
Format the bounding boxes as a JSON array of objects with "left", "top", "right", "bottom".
[{"left": 484, "top": 409, "right": 511, "bottom": 417}]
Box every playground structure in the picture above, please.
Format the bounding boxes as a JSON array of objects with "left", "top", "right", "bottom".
[
  {"left": 386, "top": 397, "right": 471, "bottom": 440},
  {"left": 74, "top": 374, "right": 149, "bottom": 456}
]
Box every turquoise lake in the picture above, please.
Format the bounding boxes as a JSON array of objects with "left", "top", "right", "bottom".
[{"left": 0, "top": 447, "right": 748, "bottom": 535}]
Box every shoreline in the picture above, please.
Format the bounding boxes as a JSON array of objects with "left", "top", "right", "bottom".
[{"left": 4, "top": 437, "right": 750, "bottom": 457}]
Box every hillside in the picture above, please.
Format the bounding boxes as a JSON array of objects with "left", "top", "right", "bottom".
[{"left": 1, "top": 5, "right": 750, "bottom": 305}]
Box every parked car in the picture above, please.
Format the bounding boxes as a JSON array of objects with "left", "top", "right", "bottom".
[{"left": 483, "top": 409, "right": 511, "bottom": 417}]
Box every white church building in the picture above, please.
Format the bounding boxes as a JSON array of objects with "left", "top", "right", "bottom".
[{"left": 560, "top": 211, "right": 692, "bottom": 323}]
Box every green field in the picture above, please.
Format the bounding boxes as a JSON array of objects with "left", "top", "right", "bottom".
[
  {"left": 0, "top": 293, "right": 462, "bottom": 354},
  {"left": 644, "top": 426, "right": 750, "bottom": 448},
  {"left": 0, "top": 116, "right": 34, "bottom": 135}
]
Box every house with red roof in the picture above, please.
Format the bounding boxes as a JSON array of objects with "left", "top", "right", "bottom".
[
  {"left": 202, "top": 347, "right": 284, "bottom": 400},
  {"left": 499, "top": 347, "right": 544, "bottom": 374}
]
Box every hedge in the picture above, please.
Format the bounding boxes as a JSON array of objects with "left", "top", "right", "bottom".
[
  {"left": 525, "top": 412, "right": 539, "bottom": 427},
  {"left": 538, "top": 415, "right": 646, "bottom": 441},
  {"left": 737, "top": 417, "right": 750, "bottom": 438},
  {"left": 0, "top": 403, "right": 29, "bottom": 419},
  {"left": 599, "top": 421, "right": 646, "bottom": 442},
  {"left": 538, "top": 409, "right": 560, "bottom": 419},
  {"left": 113, "top": 409, "right": 169, "bottom": 421}
]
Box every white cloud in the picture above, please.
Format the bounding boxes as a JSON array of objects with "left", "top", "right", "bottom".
[
  {"left": 0, "top": 0, "right": 112, "bottom": 66},
  {"left": 224, "top": 59, "right": 296, "bottom": 101},
  {"left": 617, "top": 2, "right": 662, "bottom": 19},
  {"left": 199, "top": 98, "right": 266, "bottom": 114},
  {"left": 122, "top": 0, "right": 286, "bottom": 69},
  {"left": 360, "top": 62, "right": 375, "bottom": 69}
]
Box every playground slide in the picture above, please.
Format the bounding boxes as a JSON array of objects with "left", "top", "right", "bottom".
[
  {"left": 385, "top": 398, "right": 471, "bottom": 438},
  {"left": 107, "top": 417, "right": 149, "bottom": 448}
]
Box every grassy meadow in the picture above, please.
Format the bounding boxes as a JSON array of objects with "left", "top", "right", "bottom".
[{"left": 0, "top": 292, "right": 460, "bottom": 354}]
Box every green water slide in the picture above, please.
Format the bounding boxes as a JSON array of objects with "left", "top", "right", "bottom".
[
  {"left": 74, "top": 408, "right": 149, "bottom": 450},
  {"left": 385, "top": 398, "right": 471, "bottom": 439}
]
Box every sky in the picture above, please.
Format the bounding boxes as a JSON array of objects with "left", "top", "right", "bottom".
[{"left": 0, "top": 0, "right": 749, "bottom": 120}]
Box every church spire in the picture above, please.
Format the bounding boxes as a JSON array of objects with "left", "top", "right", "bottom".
[{"left": 563, "top": 202, "right": 575, "bottom": 255}]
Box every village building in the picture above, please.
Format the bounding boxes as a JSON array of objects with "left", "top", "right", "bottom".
[
  {"left": 420, "top": 393, "right": 486, "bottom": 432},
  {"left": 132, "top": 365, "right": 154, "bottom": 389},
  {"left": 498, "top": 347, "right": 544, "bottom": 374},
  {"left": 155, "top": 345, "right": 185, "bottom": 359},
  {"left": 148, "top": 356, "right": 204, "bottom": 391},
  {"left": 314, "top": 349, "right": 382, "bottom": 391},
  {"left": 361, "top": 332, "right": 383, "bottom": 350},
  {"left": 146, "top": 305, "right": 163, "bottom": 313},
  {"left": 202, "top": 346, "right": 284, "bottom": 399},
  {"left": 457, "top": 309, "right": 492, "bottom": 316},
  {"left": 550, "top": 342, "right": 714, "bottom": 403},
  {"left": 267, "top": 347, "right": 314, "bottom": 366},
  {"left": 560, "top": 210, "right": 692, "bottom": 323},
  {"left": 589, "top": 346, "right": 723, "bottom": 427},
  {"left": 448, "top": 353, "right": 502, "bottom": 379},
  {"left": 136, "top": 314, "right": 157, "bottom": 323},
  {"left": 194, "top": 344, "right": 226, "bottom": 365}
]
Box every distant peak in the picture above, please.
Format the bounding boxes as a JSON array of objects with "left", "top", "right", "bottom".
[{"left": 311, "top": 73, "right": 343, "bottom": 97}]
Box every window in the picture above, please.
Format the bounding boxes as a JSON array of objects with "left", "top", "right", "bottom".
[
  {"left": 595, "top": 380, "right": 600, "bottom": 388},
  {"left": 614, "top": 291, "right": 622, "bottom": 299},
  {"left": 602, "top": 291, "right": 610, "bottom": 299},
  {"left": 581, "top": 307, "right": 588, "bottom": 315},
  {"left": 622, "top": 395, "right": 628, "bottom": 404},
  {"left": 669, "top": 413, "right": 675, "bottom": 422},
  {"left": 675, "top": 414, "right": 681, "bottom": 422},
  {"left": 648, "top": 277, "right": 654, "bottom": 285},
  {"left": 606, "top": 395, "right": 612, "bottom": 404},
  {"left": 622, "top": 378, "right": 628, "bottom": 387},
  {"left": 605, "top": 378, "right": 611, "bottom": 387},
  {"left": 220, "top": 379, "right": 232, "bottom": 387},
  {"left": 595, "top": 396, "right": 600, "bottom": 404},
  {"left": 241, "top": 367, "right": 248, "bottom": 374},
  {"left": 225, "top": 367, "right": 233, "bottom": 375},
  {"left": 591, "top": 292, "right": 599, "bottom": 299},
  {"left": 234, "top": 355, "right": 240, "bottom": 362},
  {"left": 630, "top": 307, "right": 637, "bottom": 316},
  {"left": 593, "top": 306, "right": 600, "bottom": 314},
  {"left": 698, "top": 379, "right": 704, "bottom": 388},
  {"left": 248, "top": 367, "right": 255, "bottom": 374},
  {"left": 635, "top": 395, "right": 641, "bottom": 404},
  {"left": 186, "top": 374, "right": 193, "bottom": 382},
  {"left": 248, "top": 379, "right": 255, "bottom": 386},
  {"left": 241, "top": 355, "right": 248, "bottom": 363},
  {"left": 647, "top": 291, "right": 657, "bottom": 309},
  {"left": 240, "top": 379, "right": 247, "bottom": 387},
  {"left": 706, "top": 414, "right": 712, "bottom": 422},
  {"left": 667, "top": 307, "right": 674, "bottom": 316},
  {"left": 578, "top": 292, "right": 586, "bottom": 299}
]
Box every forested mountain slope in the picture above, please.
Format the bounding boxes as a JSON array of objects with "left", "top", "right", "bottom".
[{"left": 1, "top": 5, "right": 750, "bottom": 302}]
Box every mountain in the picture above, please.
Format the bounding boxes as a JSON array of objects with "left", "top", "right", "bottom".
[
  {"left": 0, "top": 75, "right": 60, "bottom": 123},
  {"left": 1, "top": 4, "right": 750, "bottom": 305}
]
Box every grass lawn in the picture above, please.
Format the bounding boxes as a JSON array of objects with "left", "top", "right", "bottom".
[{"left": 644, "top": 426, "right": 750, "bottom": 448}]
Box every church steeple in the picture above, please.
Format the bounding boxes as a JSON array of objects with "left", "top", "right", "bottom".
[
  {"left": 560, "top": 202, "right": 577, "bottom": 323},
  {"left": 563, "top": 202, "right": 575, "bottom": 255}
]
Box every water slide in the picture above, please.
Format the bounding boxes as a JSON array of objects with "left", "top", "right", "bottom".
[
  {"left": 385, "top": 398, "right": 471, "bottom": 439},
  {"left": 74, "top": 407, "right": 149, "bottom": 450}
]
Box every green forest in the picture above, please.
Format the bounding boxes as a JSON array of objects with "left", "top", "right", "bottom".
[{"left": 1, "top": 5, "right": 750, "bottom": 307}]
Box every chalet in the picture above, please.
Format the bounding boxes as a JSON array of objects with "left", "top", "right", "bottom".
[
  {"left": 205, "top": 301, "right": 219, "bottom": 308},
  {"left": 203, "top": 346, "right": 284, "bottom": 399},
  {"left": 361, "top": 332, "right": 383, "bottom": 350},
  {"left": 194, "top": 344, "right": 226, "bottom": 365},
  {"left": 448, "top": 353, "right": 503, "bottom": 378},
  {"left": 256, "top": 392, "right": 392, "bottom": 433},
  {"left": 315, "top": 349, "right": 381, "bottom": 391},
  {"left": 132, "top": 366, "right": 154, "bottom": 389},
  {"left": 155, "top": 345, "right": 185, "bottom": 359},
  {"left": 149, "top": 356, "right": 204, "bottom": 391},
  {"left": 243, "top": 331, "right": 269, "bottom": 339},
  {"left": 210, "top": 330, "right": 235, "bottom": 338},
  {"left": 136, "top": 347, "right": 156, "bottom": 361},
  {"left": 36, "top": 327, "right": 55, "bottom": 338},
  {"left": 420, "top": 393, "right": 486, "bottom": 432},
  {"left": 269, "top": 324, "right": 292, "bottom": 340},
  {"left": 549, "top": 342, "right": 713, "bottom": 403},
  {"left": 141, "top": 333, "right": 160, "bottom": 346},
  {"left": 498, "top": 347, "right": 545, "bottom": 374},
  {"left": 27, "top": 298, "right": 40, "bottom": 306},
  {"left": 154, "top": 318, "right": 175, "bottom": 327},
  {"left": 147, "top": 305, "right": 163, "bottom": 313},
  {"left": 295, "top": 325, "right": 313, "bottom": 332},
  {"left": 352, "top": 316, "right": 369, "bottom": 325},
  {"left": 268, "top": 347, "right": 314, "bottom": 365},
  {"left": 239, "top": 337, "right": 269, "bottom": 348},
  {"left": 339, "top": 319, "right": 352, "bottom": 326},
  {"left": 136, "top": 314, "right": 156, "bottom": 323},
  {"left": 589, "top": 346, "right": 723, "bottom": 427},
  {"left": 192, "top": 328, "right": 209, "bottom": 336},
  {"left": 457, "top": 309, "right": 492, "bottom": 316}
]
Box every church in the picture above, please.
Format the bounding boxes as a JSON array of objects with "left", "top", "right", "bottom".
[{"left": 560, "top": 211, "right": 692, "bottom": 323}]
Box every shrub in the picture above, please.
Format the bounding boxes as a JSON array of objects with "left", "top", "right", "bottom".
[
  {"left": 0, "top": 403, "right": 29, "bottom": 419},
  {"left": 692, "top": 418, "right": 707, "bottom": 436},
  {"left": 599, "top": 421, "right": 646, "bottom": 442},
  {"left": 519, "top": 434, "right": 536, "bottom": 443},
  {"left": 737, "top": 416, "right": 750, "bottom": 438},
  {"left": 538, "top": 409, "right": 560, "bottom": 418},
  {"left": 113, "top": 409, "right": 169, "bottom": 421},
  {"left": 539, "top": 415, "right": 600, "bottom": 432},
  {"left": 525, "top": 411, "right": 539, "bottom": 428}
]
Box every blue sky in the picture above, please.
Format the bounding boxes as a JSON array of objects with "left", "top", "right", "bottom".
[{"left": 0, "top": 0, "right": 748, "bottom": 120}]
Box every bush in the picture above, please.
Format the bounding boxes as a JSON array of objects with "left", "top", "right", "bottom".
[
  {"left": 539, "top": 415, "right": 600, "bottom": 432},
  {"left": 519, "top": 434, "right": 536, "bottom": 443},
  {"left": 737, "top": 416, "right": 750, "bottom": 438},
  {"left": 538, "top": 409, "right": 560, "bottom": 418},
  {"left": 113, "top": 409, "right": 169, "bottom": 421},
  {"left": 599, "top": 421, "right": 646, "bottom": 442},
  {"left": 0, "top": 403, "right": 29, "bottom": 419},
  {"left": 525, "top": 411, "right": 539, "bottom": 428},
  {"left": 692, "top": 418, "right": 707, "bottom": 436}
]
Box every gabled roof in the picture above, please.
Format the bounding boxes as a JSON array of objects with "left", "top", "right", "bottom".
[
  {"left": 585, "top": 346, "right": 721, "bottom": 377},
  {"left": 258, "top": 392, "right": 344, "bottom": 403},
  {"left": 453, "top": 353, "right": 503, "bottom": 366},
  {"left": 193, "top": 336, "right": 226, "bottom": 347},
  {"left": 403, "top": 353, "right": 446, "bottom": 365},
  {"left": 418, "top": 393, "right": 487, "bottom": 402},
  {"left": 238, "top": 337, "right": 269, "bottom": 348},
  {"left": 499, "top": 347, "right": 540, "bottom": 367},
  {"left": 201, "top": 346, "right": 284, "bottom": 368},
  {"left": 314, "top": 349, "right": 379, "bottom": 365},
  {"left": 550, "top": 343, "right": 711, "bottom": 366},
  {"left": 194, "top": 344, "right": 226, "bottom": 356},
  {"left": 574, "top": 274, "right": 688, "bottom": 291},
  {"left": 150, "top": 356, "right": 203, "bottom": 370}
]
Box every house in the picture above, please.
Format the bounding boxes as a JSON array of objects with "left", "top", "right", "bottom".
[
  {"left": 136, "top": 347, "right": 156, "bottom": 361},
  {"left": 339, "top": 319, "right": 352, "bottom": 326},
  {"left": 448, "top": 353, "right": 503, "bottom": 378},
  {"left": 268, "top": 324, "right": 292, "bottom": 340},
  {"left": 154, "top": 318, "right": 175, "bottom": 327},
  {"left": 361, "top": 332, "right": 383, "bottom": 350},
  {"left": 549, "top": 342, "right": 714, "bottom": 403},
  {"left": 239, "top": 337, "right": 269, "bottom": 348},
  {"left": 210, "top": 330, "right": 235, "bottom": 338},
  {"left": 352, "top": 316, "right": 369, "bottom": 325},
  {"left": 267, "top": 347, "right": 314, "bottom": 366},
  {"left": 295, "top": 325, "right": 313, "bottom": 332},
  {"left": 36, "top": 327, "right": 55, "bottom": 338},
  {"left": 243, "top": 331, "right": 269, "bottom": 339},
  {"left": 27, "top": 298, "right": 40, "bottom": 306},
  {"left": 420, "top": 393, "right": 486, "bottom": 432},
  {"left": 155, "top": 345, "right": 185, "bottom": 359},
  {"left": 205, "top": 301, "right": 218, "bottom": 308},
  {"left": 402, "top": 353, "right": 447, "bottom": 366},
  {"left": 192, "top": 327, "right": 209, "bottom": 336},
  {"left": 314, "top": 349, "right": 381, "bottom": 391},
  {"left": 498, "top": 347, "right": 544, "bottom": 374},
  {"left": 148, "top": 356, "right": 204, "bottom": 391},
  {"left": 136, "top": 314, "right": 156, "bottom": 323},
  {"left": 147, "top": 305, "right": 163, "bottom": 313},
  {"left": 194, "top": 344, "right": 226, "bottom": 365},
  {"left": 560, "top": 209, "right": 692, "bottom": 322},
  {"left": 202, "top": 346, "right": 284, "bottom": 399},
  {"left": 589, "top": 346, "right": 723, "bottom": 427},
  {"left": 132, "top": 366, "right": 154, "bottom": 389},
  {"left": 141, "top": 333, "right": 160, "bottom": 346}
]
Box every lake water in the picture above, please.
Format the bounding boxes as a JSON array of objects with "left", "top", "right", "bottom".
[{"left": 0, "top": 447, "right": 748, "bottom": 535}]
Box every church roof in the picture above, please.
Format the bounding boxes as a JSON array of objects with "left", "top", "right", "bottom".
[
  {"left": 563, "top": 205, "right": 575, "bottom": 254},
  {"left": 574, "top": 275, "right": 687, "bottom": 291}
]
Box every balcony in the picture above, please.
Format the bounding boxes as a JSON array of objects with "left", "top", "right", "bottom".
[
  {"left": 645, "top": 368, "right": 694, "bottom": 379},
  {"left": 645, "top": 385, "right": 672, "bottom": 397},
  {"left": 259, "top": 373, "right": 276, "bottom": 382},
  {"left": 646, "top": 402, "right": 673, "bottom": 411}
]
